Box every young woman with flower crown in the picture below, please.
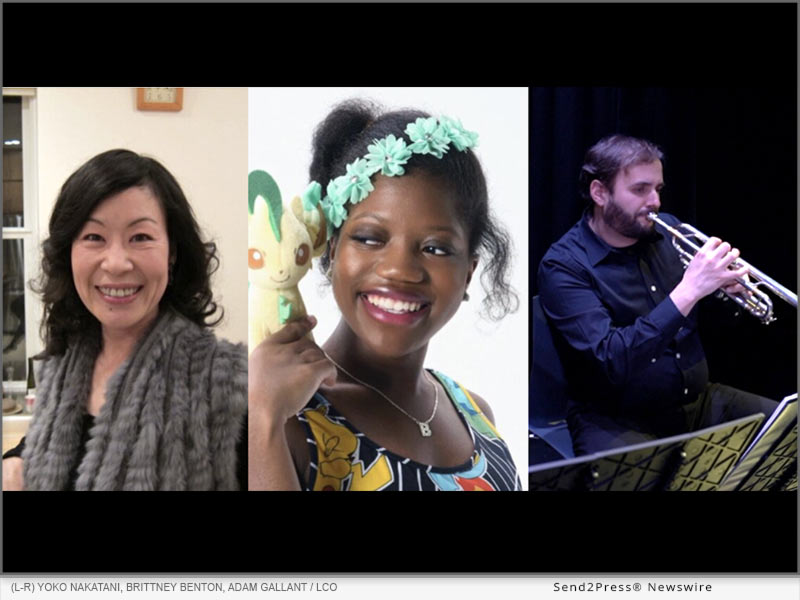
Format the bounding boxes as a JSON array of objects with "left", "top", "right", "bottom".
[{"left": 249, "top": 99, "right": 521, "bottom": 491}]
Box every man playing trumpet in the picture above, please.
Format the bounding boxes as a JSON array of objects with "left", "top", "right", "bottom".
[{"left": 538, "top": 134, "right": 778, "bottom": 456}]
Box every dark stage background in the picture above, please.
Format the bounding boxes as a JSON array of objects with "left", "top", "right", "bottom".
[{"left": 530, "top": 87, "right": 797, "bottom": 403}]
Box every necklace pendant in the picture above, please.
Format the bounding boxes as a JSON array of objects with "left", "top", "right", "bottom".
[{"left": 418, "top": 422, "right": 432, "bottom": 437}]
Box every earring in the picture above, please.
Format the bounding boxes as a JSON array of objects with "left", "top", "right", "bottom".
[
  {"left": 463, "top": 291, "right": 470, "bottom": 302},
  {"left": 168, "top": 263, "right": 175, "bottom": 285}
]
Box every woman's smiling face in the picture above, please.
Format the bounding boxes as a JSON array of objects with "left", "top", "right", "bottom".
[
  {"left": 70, "top": 186, "right": 170, "bottom": 339},
  {"left": 330, "top": 172, "right": 476, "bottom": 358}
]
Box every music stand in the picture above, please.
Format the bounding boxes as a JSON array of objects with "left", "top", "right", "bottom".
[
  {"left": 529, "top": 413, "right": 764, "bottom": 491},
  {"left": 717, "top": 393, "right": 798, "bottom": 492}
]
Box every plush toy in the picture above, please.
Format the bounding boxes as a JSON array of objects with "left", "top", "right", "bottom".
[{"left": 248, "top": 170, "right": 327, "bottom": 355}]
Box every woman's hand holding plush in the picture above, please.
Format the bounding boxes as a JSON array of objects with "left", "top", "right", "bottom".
[{"left": 248, "top": 316, "right": 336, "bottom": 490}]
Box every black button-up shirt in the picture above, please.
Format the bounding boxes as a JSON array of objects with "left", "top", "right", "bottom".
[{"left": 538, "top": 211, "right": 708, "bottom": 436}]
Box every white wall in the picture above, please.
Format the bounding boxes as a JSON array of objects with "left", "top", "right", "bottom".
[
  {"left": 35, "top": 87, "right": 247, "bottom": 345},
  {"left": 249, "top": 87, "right": 529, "bottom": 485}
]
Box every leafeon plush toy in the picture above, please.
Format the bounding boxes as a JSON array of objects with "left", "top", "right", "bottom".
[{"left": 248, "top": 170, "right": 327, "bottom": 354}]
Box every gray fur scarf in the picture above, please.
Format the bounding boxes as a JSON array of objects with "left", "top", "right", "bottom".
[{"left": 22, "top": 310, "right": 247, "bottom": 491}]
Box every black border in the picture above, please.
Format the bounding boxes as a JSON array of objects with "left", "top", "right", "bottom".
[
  {"left": 2, "top": 3, "right": 796, "bottom": 87},
  {"left": 3, "top": 491, "right": 797, "bottom": 572}
]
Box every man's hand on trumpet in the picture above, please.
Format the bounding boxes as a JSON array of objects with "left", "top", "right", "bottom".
[
  {"left": 670, "top": 236, "right": 750, "bottom": 316},
  {"left": 720, "top": 270, "right": 752, "bottom": 299}
]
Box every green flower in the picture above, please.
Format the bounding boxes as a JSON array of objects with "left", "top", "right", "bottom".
[
  {"left": 302, "top": 181, "right": 322, "bottom": 210},
  {"left": 440, "top": 116, "right": 479, "bottom": 151},
  {"left": 334, "top": 158, "right": 374, "bottom": 205},
  {"left": 405, "top": 117, "right": 450, "bottom": 158},
  {"left": 321, "top": 180, "right": 348, "bottom": 231},
  {"left": 365, "top": 134, "right": 413, "bottom": 176}
]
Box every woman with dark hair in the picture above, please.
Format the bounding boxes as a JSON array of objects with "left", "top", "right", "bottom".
[
  {"left": 249, "top": 100, "right": 521, "bottom": 491},
  {"left": 2, "top": 149, "right": 247, "bottom": 491}
]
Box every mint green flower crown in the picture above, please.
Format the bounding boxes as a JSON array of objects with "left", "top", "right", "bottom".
[{"left": 300, "top": 115, "right": 479, "bottom": 239}]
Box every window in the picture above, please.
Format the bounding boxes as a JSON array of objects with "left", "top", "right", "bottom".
[{"left": 2, "top": 89, "right": 39, "bottom": 395}]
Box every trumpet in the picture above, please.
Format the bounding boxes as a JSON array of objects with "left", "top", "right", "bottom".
[{"left": 647, "top": 212, "right": 798, "bottom": 325}]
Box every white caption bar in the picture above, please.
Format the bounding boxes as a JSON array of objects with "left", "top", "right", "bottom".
[{"left": 1, "top": 577, "right": 798, "bottom": 599}]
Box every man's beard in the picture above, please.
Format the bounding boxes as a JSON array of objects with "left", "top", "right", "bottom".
[{"left": 602, "top": 197, "right": 658, "bottom": 241}]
